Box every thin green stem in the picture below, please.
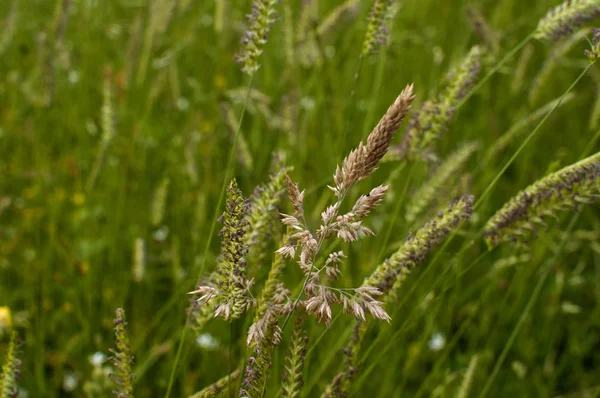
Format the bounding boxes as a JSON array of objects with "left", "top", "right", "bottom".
[
  {"left": 456, "top": 32, "right": 534, "bottom": 110},
  {"left": 475, "top": 63, "right": 591, "bottom": 208},
  {"left": 164, "top": 74, "right": 254, "bottom": 398},
  {"left": 478, "top": 214, "right": 580, "bottom": 398}
]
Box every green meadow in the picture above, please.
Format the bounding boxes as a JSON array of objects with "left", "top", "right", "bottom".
[{"left": 1, "top": 0, "right": 600, "bottom": 396}]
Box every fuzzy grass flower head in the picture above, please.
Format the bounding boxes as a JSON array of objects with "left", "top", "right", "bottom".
[
  {"left": 534, "top": 0, "right": 600, "bottom": 42},
  {"left": 235, "top": 0, "right": 280, "bottom": 75},
  {"left": 483, "top": 152, "right": 600, "bottom": 247}
]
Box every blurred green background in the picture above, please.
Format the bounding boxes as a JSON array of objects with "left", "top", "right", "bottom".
[{"left": 1, "top": 0, "right": 600, "bottom": 396}]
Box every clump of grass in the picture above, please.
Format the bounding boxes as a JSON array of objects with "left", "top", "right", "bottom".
[
  {"left": 109, "top": 309, "right": 134, "bottom": 398},
  {"left": 534, "top": 0, "right": 600, "bottom": 42},
  {"left": 483, "top": 151, "right": 600, "bottom": 247},
  {"left": 246, "top": 156, "right": 292, "bottom": 268},
  {"left": 0, "top": 331, "right": 22, "bottom": 398}
]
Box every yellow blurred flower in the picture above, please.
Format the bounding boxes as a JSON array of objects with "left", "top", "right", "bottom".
[
  {"left": 73, "top": 192, "right": 86, "bottom": 206},
  {"left": 214, "top": 75, "right": 227, "bottom": 89},
  {"left": 0, "top": 306, "right": 12, "bottom": 332}
]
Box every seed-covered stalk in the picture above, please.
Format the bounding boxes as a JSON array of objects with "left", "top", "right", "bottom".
[
  {"left": 282, "top": 318, "right": 308, "bottom": 398},
  {"left": 235, "top": 0, "right": 279, "bottom": 75},
  {"left": 483, "top": 152, "right": 600, "bottom": 247},
  {"left": 397, "top": 47, "right": 481, "bottom": 160},
  {"left": 362, "top": 0, "right": 393, "bottom": 56},
  {"left": 0, "top": 331, "right": 22, "bottom": 398},
  {"left": 190, "top": 180, "right": 254, "bottom": 320},
  {"left": 87, "top": 67, "right": 116, "bottom": 191},
  {"left": 534, "top": 0, "right": 600, "bottom": 42},
  {"left": 246, "top": 157, "right": 292, "bottom": 269},
  {"left": 109, "top": 308, "right": 134, "bottom": 398},
  {"left": 365, "top": 195, "right": 474, "bottom": 300},
  {"left": 321, "top": 322, "right": 367, "bottom": 398}
]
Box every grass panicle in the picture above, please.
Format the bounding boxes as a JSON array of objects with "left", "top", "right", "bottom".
[
  {"left": 362, "top": 0, "right": 393, "bottom": 56},
  {"left": 281, "top": 317, "right": 308, "bottom": 398},
  {"left": 406, "top": 142, "right": 478, "bottom": 223},
  {"left": 0, "top": 331, "right": 22, "bottom": 398},
  {"left": 109, "top": 309, "right": 134, "bottom": 398},
  {"left": 132, "top": 238, "right": 145, "bottom": 283},
  {"left": 483, "top": 151, "right": 600, "bottom": 246},
  {"left": 334, "top": 84, "right": 414, "bottom": 192},
  {"left": 235, "top": 0, "right": 280, "bottom": 75},
  {"left": 396, "top": 46, "right": 482, "bottom": 161},
  {"left": 190, "top": 179, "right": 254, "bottom": 321},
  {"left": 246, "top": 156, "right": 292, "bottom": 268},
  {"left": 321, "top": 322, "right": 367, "bottom": 398},
  {"left": 365, "top": 195, "right": 474, "bottom": 300},
  {"left": 534, "top": 0, "right": 600, "bottom": 42},
  {"left": 87, "top": 66, "right": 116, "bottom": 192}
]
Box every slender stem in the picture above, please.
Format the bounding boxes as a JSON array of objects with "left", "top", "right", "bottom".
[
  {"left": 456, "top": 32, "right": 534, "bottom": 111},
  {"left": 164, "top": 74, "right": 254, "bottom": 398},
  {"left": 475, "top": 64, "right": 591, "bottom": 208},
  {"left": 478, "top": 214, "right": 580, "bottom": 398}
]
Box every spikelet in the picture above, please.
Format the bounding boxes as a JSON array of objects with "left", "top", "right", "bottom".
[
  {"left": 456, "top": 355, "right": 479, "bottom": 398},
  {"left": 188, "top": 368, "right": 241, "bottom": 398},
  {"left": 281, "top": 318, "right": 308, "bottom": 398},
  {"left": 235, "top": 0, "right": 279, "bottom": 75},
  {"left": 321, "top": 322, "right": 367, "bottom": 398},
  {"left": 362, "top": 0, "right": 393, "bottom": 56},
  {"left": 585, "top": 27, "right": 600, "bottom": 61},
  {"left": 397, "top": 47, "right": 481, "bottom": 160},
  {"left": 0, "top": 331, "right": 22, "bottom": 398},
  {"left": 406, "top": 143, "right": 477, "bottom": 223},
  {"left": 218, "top": 179, "right": 253, "bottom": 319},
  {"left": 334, "top": 84, "right": 414, "bottom": 193},
  {"left": 485, "top": 93, "right": 576, "bottom": 161},
  {"left": 151, "top": 177, "right": 170, "bottom": 226},
  {"left": 132, "top": 238, "right": 145, "bottom": 283},
  {"left": 87, "top": 67, "right": 116, "bottom": 191},
  {"left": 365, "top": 195, "right": 474, "bottom": 300},
  {"left": 109, "top": 309, "right": 134, "bottom": 398},
  {"left": 190, "top": 180, "right": 254, "bottom": 321},
  {"left": 530, "top": 28, "right": 590, "bottom": 104},
  {"left": 534, "top": 0, "right": 600, "bottom": 42},
  {"left": 483, "top": 152, "right": 600, "bottom": 247},
  {"left": 246, "top": 156, "right": 292, "bottom": 268},
  {"left": 282, "top": 1, "right": 295, "bottom": 66},
  {"left": 255, "top": 239, "right": 289, "bottom": 321}
]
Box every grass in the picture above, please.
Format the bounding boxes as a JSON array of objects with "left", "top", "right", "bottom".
[{"left": 1, "top": 0, "right": 600, "bottom": 397}]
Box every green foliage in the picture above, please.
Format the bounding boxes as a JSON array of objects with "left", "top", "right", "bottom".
[{"left": 2, "top": 0, "right": 600, "bottom": 397}]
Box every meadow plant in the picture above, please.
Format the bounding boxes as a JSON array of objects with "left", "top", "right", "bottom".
[
  {"left": 534, "top": 0, "right": 600, "bottom": 41},
  {"left": 483, "top": 152, "right": 600, "bottom": 246},
  {"left": 394, "top": 46, "right": 482, "bottom": 161},
  {"left": 109, "top": 309, "right": 134, "bottom": 398},
  {"left": 362, "top": 0, "right": 393, "bottom": 56},
  {"left": 236, "top": 0, "right": 280, "bottom": 75},
  {"left": 0, "top": 332, "right": 21, "bottom": 398}
]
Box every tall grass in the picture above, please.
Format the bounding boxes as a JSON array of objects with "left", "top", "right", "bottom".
[{"left": 1, "top": 0, "right": 600, "bottom": 397}]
